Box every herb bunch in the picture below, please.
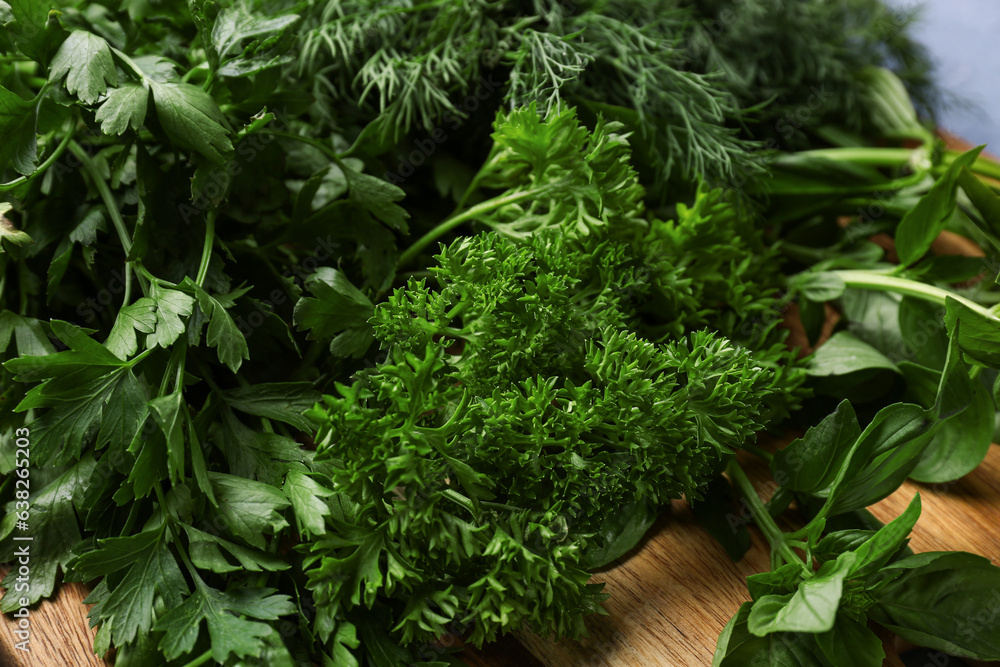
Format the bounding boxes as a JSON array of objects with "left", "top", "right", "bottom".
[{"left": 1, "top": 0, "right": 1000, "bottom": 666}]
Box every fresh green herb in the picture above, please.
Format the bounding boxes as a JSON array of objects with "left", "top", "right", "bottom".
[{"left": 2, "top": 0, "right": 1000, "bottom": 665}]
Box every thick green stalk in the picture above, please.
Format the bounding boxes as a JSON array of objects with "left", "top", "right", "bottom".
[
  {"left": 794, "top": 147, "right": 916, "bottom": 167},
  {"left": 833, "top": 270, "right": 1000, "bottom": 323}
]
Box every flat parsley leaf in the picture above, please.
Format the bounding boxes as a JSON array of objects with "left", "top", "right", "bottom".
[
  {"left": 284, "top": 470, "right": 334, "bottom": 537},
  {"left": 148, "top": 284, "right": 196, "bottom": 349},
  {"left": 105, "top": 297, "right": 157, "bottom": 360},
  {"left": 50, "top": 30, "right": 118, "bottom": 104},
  {"left": 149, "top": 81, "right": 233, "bottom": 163},
  {"left": 95, "top": 83, "right": 149, "bottom": 135},
  {"left": 73, "top": 525, "right": 188, "bottom": 645},
  {"left": 156, "top": 583, "right": 294, "bottom": 663},
  {"left": 0, "top": 84, "right": 37, "bottom": 175},
  {"left": 210, "top": 472, "right": 290, "bottom": 549},
  {"left": 190, "top": 282, "right": 250, "bottom": 372}
]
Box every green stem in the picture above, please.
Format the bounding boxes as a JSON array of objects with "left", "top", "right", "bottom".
[
  {"left": 128, "top": 348, "right": 154, "bottom": 367},
  {"left": 70, "top": 141, "right": 131, "bottom": 255},
  {"left": 195, "top": 209, "right": 216, "bottom": 287},
  {"left": 398, "top": 188, "right": 547, "bottom": 267},
  {"left": 123, "top": 264, "right": 133, "bottom": 306},
  {"left": 153, "top": 482, "right": 175, "bottom": 524},
  {"left": 68, "top": 140, "right": 150, "bottom": 299},
  {"left": 794, "top": 147, "right": 917, "bottom": 167},
  {"left": 180, "top": 649, "right": 213, "bottom": 667},
  {"left": 155, "top": 478, "right": 206, "bottom": 590},
  {"left": 0, "top": 127, "right": 75, "bottom": 192},
  {"left": 833, "top": 270, "right": 1000, "bottom": 322},
  {"left": 726, "top": 459, "right": 808, "bottom": 572}
]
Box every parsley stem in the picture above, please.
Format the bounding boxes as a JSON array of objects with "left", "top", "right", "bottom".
[
  {"left": 123, "top": 263, "right": 133, "bottom": 306},
  {"left": 195, "top": 209, "right": 217, "bottom": 287},
  {"left": 725, "top": 458, "right": 808, "bottom": 573},
  {"left": 398, "top": 187, "right": 549, "bottom": 267},
  {"left": 833, "top": 270, "right": 1000, "bottom": 323},
  {"left": 69, "top": 141, "right": 131, "bottom": 253},
  {"left": 68, "top": 140, "right": 150, "bottom": 299},
  {"left": 180, "top": 649, "right": 213, "bottom": 667}
]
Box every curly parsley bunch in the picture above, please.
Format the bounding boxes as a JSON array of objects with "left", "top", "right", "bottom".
[{"left": 304, "top": 228, "right": 778, "bottom": 649}]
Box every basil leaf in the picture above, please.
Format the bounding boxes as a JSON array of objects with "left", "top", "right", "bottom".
[
  {"left": 579, "top": 497, "right": 659, "bottom": 569},
  {"left": 746, "top": 562, "right": 803, "bottom": 601},
  {"left": 897, "top": 296, "right": 949, "bottom": 369},
  {"left": 899, "top": 332, "right": 993, "bottom": 483},
  {"left": 771, "top": 399, "right": 860, "bottom": 495},
  {"left": 806, "top": 331, "right": 898, "bottom": 377},
  {"left": 871, "top": 552, "right": 1000, "bottom": 660},
  {"left": 748, "top": 553, "right": 856, "bottom": 636},
  {"left": 714, "top": 602, "right": 828, "bottom": 667},
  {"left": 895, "top": 146, "right": 983, "bottom": 267},
  {"left": 815, "top": 614, "right": 884, "bottom": 667},
  {"left": 958, "top": 166, "right": 1000, "bottom": 251},
  {"left": 824, "top": 402, "right": 934, "bottom": 516},
  {"left": 847, "top": 493, "right": 920, "bottom": 578},
  {"left": 793, "top": 271, "right": 846, "bottom": 302}
]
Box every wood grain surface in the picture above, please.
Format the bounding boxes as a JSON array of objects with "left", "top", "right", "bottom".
[{"left": 0, "top": 570, "right": 108, "bottom": 667}]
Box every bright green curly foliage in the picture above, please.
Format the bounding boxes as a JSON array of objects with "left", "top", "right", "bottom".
[
  {"left": 639, "top": 186, "right": 809, "bottom": 420},
  {"left": 470, "top": 104, "right": 647, "bottom": 240},
  {"left": 305, "top": 230, "right": 778, "bottom": 648}
]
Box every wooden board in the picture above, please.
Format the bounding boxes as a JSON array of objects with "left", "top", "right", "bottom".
[{"left": 0, "top": 574, "right": 107, "bottom": 666}]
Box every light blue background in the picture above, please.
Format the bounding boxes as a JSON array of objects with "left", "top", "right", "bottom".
[{"left": 886, "top": 0, "right": 1000, "bottom": 150}]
